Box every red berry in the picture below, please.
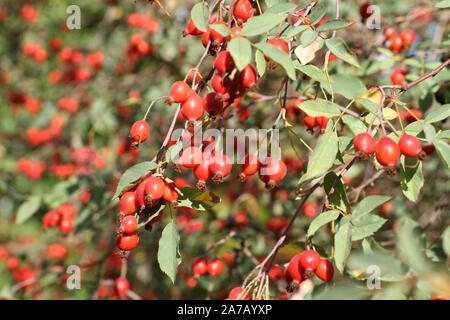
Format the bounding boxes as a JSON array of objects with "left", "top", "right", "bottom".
[
  {"left": 239, "top": 64, "right": 257, "bottom": 89},
  {"left": 230, "top": 27, "right": 242, "bottom": 38},
  {"left": 185, "top": 18, "right": 203, "bottom": 36},
  {"left": 240, "top": 154, "right": 259, "bottom": 179},
  {"left": 316, "top": 116, "right": 330, "bottom": 131},
  {"left": 227, "top": 287, "right": 250, "bottom": 300},
  {"left": 354, "top": 132, "right": 376, "bottom": 154},
  {"left": 431, "top": 294, "right": 448, "bottom": 300},
  {"left": 304, "top": 114, "right": 317, "bottom": 130},
  {"left": 211, "top": 73, "right": 226, "bottom": 94},
  {"left": 144, "top": 176, "right": 165, "bottom": 206},
  {"left": 401, "top": 29, "right": 416, "bottom": 46},
  {"left": 130, "top": 120, "right": 149, "bottom": 143},
  {"left": 215, "top": 51, "right": 235, "bottom": 74},
  {"left": 121, "top": 215, "right": 138, "bottom": 234},
  {"left": 181, "top": 91, "right": 204, "bottom": 121},
  {"left": 210, "top": 22, "right": 229, "bottom": 43},
  {"left": 170, "top": 81, "right": 191, "bottom": 103},
  {"left": 7, "top": 256, "right": 19, "bottom": 270},
  {"left": 59, "top": 217, "right": 74, "bottom": 235},
  {"left": 259, "top": 158, "right": 287, "bottom": 188},
  {"left": 203, "top": 92, "right": 223, "bottom": 117},
  {"left": 398, "top": 134, "right": 422, "bottom": 157},
  {"left": 375, "top": 136, "right": 401, "bottom": 167},
  {"left": 388, "top": 33, "right": 403, "bottom": 52},
  {"left": 135, "top": 180, "right": 147, "bottom": 209},
  {"left": 207, "top": 258, "right": 224, "bottom": 276},
  {"left": 315, "top": 259, "right": 334, "bottom": 282},
  {"left": 383, "top": 26, "right": 395, "bottom": 38},
  {"left": 267, "top": 37, "right": 289, "bottom": 55},
  {"left": 120, "top": 192, "right": 138, "bottom": 215},
  {"left": 192, "top": 256, "right": 207, "bottom": 276},
  {"left": 287, "top": 253, "right": 304, "bottom": 283},
  {"left": 179, "top": 146, "right": 203, "bottom": 168},
  {"left": 114, "top": 277, "right": 129, "bottom": 297},
  {"left": 116, "top": 233, "right": 139, "bottom": 251},
  {"left": 302, "top": 201, "right": 319, "bottom": 218},
  {"left": 359, "top": 2, "right": 373, "bottom": 19},
  {"left": 391, "top": 68, "right": 406, "bottom": 85},
  {"left": 299, "top": 250, "right": 320, "bottom": 271},
  {"left": 404, "top": 109, "right": 422, "bottom": 124},
  {"left": 193, "top": 153, "right": 214, "bottom": 189},
  {"left": 210, "top": 154, "right": 232, "bottom": 182},
  {"left": 163, "top": 184, "right": 178, "bottom": 204}
]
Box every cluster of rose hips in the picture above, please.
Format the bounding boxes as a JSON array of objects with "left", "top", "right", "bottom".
[
  {"left": 46, "top": 243, "right": 68, "bottom": 261},
  {"left": 288, "top": 98, "right": 332, "bottom": 133},
  {"left": 26, "top": 116, "right": 64, "bottom": 146},
  {"left": 42, "top": 202, "right": 76, "bottom": 235},
  {"left": 127, "top": 12, "right": 159, "bottom": 34},
  {"left": 191, "top": 256, "right": 224, "bottom": 277},
  {"left": 383, "top": 26, "right": 416, "bottom": 53},
  {"left": 16, "top": 158, "right": 47, "bottom": 180},
  {"left": 22, "top": 42, "right": 48, "bottom": 63},
  {"left": 354, "top": 132, "right": 424, "bottom": 167},
  {"left": 115, "top": 176, "right": 181, "bottom": 252},
  {"left": 284, "top": 250, "right": 334, "bottom": 292},
  {"left": 0, "top": 246, "right": 36, "bottom": 292}
]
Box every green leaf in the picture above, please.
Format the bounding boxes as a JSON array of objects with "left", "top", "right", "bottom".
[
  {"left": 325, "top": 37, "right": 361, "bottom": 69},
  {"left": 442, "top": 226, "right": 450, "bottom": 256},
  {"left": 425, "top": 105, "right": 450, "bottom": 123},
  {"left": 334, "top": 221, "right": 352, "bottom": 273},
  {"left": 399, "top": 156, "right": 424, "bottom": 202},
  {"left": 241, "top": 13, "right": 286, "bottom": 37},
  {"left": 307, "top": 210, "right": 340, "bottom": 237},
  {"left": 308, "top": 2, "right": 327, "bottom": 25},
  {"left": 293, "top": 62, "right": 328, "bottom": 83},
  {"left": 16, "top": 195, "right": 41, "bottom": 224},
  {"left": 422, "top": 123, "right": 436, "bottom": 143},
  {"left": 302, "top": 129, "right": 339, "bottom": 181},
  {"left": 254, "top": 42, "right": 296, "bottom": 80},
  {"left": 316, "top": 19, "right": 353, "bottom": 32},
  {"left": 228, "top": 37, "right": 252, "bottom": 71},
  {"left": 177, "top": 187, "right": 221, "bottom": 210},
  {"left": 353, "top": 195, "right": 391, "bottom": 217},
  {"left": 300, "top": 30, "right": 318, "bottom": 47},
  {"left": 112, "top": 161, "right": 157, "bottom": 199},
  {"left": 209, "top": 24, "right": 230, "bottom": 37},
  {"left": 298, "top": 99, "right": 341, "bottom": 117},
  {"left": 436, "top": 130, "right": 450, "bottom": 140},
  {"left": 265, "top": 3, "right": 298, "bottom": 13},
  {"left": 350, "top": 214, "right": 387, "bottom": 241},
  {"left": 434, "top": 139, "right": 450, "bottom": 171},
  {"left": 404, "top": 121, "right": 423, "bottom": 136},
  {"left": 283, "top": 25, "right": 308, "bottom": 40},
  {"left": 44, "top": 180, "right": 78, "bottom": 207},
  {"left": 157, "top": 222, "right": 181, "bottom": 283},
  {"left": 397, "top": 217, "right": 429, "bottom": 273},
  {"left": 255, "top": 49, "right": 267, "bottom": 77},
  {"left": 324, "top": 75, "right": 367, "bottom": 100},
  {"left": 342, "top": 115, "right": 367, "bottom": 136},
  {"left": 323, "top": 172, "right": 350, "bottom": 211},
  {"left": 190, "top": 2, "right": 209, "bottom": 32},
  {"left": 357, "top": 98, "right": 378, "bottom": 114},
  {"left": 436, "top": 0, "right": 450, "bottom": 8}
]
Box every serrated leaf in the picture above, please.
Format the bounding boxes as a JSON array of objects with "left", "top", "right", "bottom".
[
  {"left": 112, "top": 161, "right": 157, "bottom": 199},
  {"left": 317, "top": 19, "right": 353, "bottom": 32},
  {"left": 157, "top": 222, "right": 181, "bottom": 283},
  {"left": 241, "top": 13, "right": 286, "bottom": 37},
  {"left": 334, "top": 221, "right": 352, "bottom": 273},
  {"left": 325, "top": 37, "right": 361, "bottom": 69},
  {"left": 298, "top": 99, "right": 341, "bottom": 117},
  {"left": 228, "top": 37, "right": 252, "bottom": 71},
  {"left": 190, "top": 2, "right": 209, "bottom": 32},
  {"left": 16, "top": 195, "right": 41, "bottom": 224},
  {"left": 425, "top": 104, "right": 450, "bottom": 123},
  {"left": 254, "top": 42, "right": 296, "bottom": 80},
  {"left": 399, "top": 156, "right": 424, "bottom": 202},
  {"left": 177, "top": 187, "right": 221, "bottom": 210},
  {"left": 255, "top": 49, "right": 267, "bottom": 76},
  {"left": 300, "top": 30, "right": 318, "bottom": 47},
  {"left": 353, "top": 195, "right": 391, "bottom": 217},
  {"left": 307, "top": 210, "right": 340, "bottom": 237},
  {"left": 302, "top": 129, "right": 339, "bottom": 181},
  {"left": 434, "top": 139, "right": 450, "bottom": 171}
]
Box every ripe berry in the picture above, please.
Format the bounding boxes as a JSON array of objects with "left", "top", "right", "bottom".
[
  {"left": 192, "top": 256, "right": 207, "bottom": 276},
  {"left": 211, "top": 73, "right": 226, "bottom": 94},
  {"left": 383, "top": 26, "right": 395, "bottom": 38},
  {"left": 401, "top": 29, "right": 416, "bottom": 46},
  {"left": 184, "top": 18, "right": 203, "bottom": 36},
  {"left": 239, "top": 64, "right": 257, "bottom": 89},
  {"left": 259, "top": 158, "right": 287, "bottom": 189},
  {"left": 120, "top": 192, "right": 137, "bottom": 215},
  {"left": 59, "top": 217, "right": 74, "bottom": 235},
  {"left": 114, "top": 277, "right": 129, "bottom": 297},
  {"left": 240, "top": 154, "right": 259, "bottom": 181},
  {"left": 203, "top": 92, "right": 223, "bottom": 117},
  {"left": 181, "top": 91, "right": 204, "bottom": 121},
  {"left": 399, "top": 134, "right": 422, "bottom": 157},
  {"left": 144, "top": 176, "right": 165, "bottom": 206},
  {"left": 116, "top": 233, "right": 139, "bottom": 251},
  {"left": 207, "top": 258, "right": 224, "bottom": 276},
  {"left": 359, "top": 2, "right": 373, "bottom": 20},
  {"left": 304, "top": 114, "right": 317, "bottom": 130},
  {"left": 302, "top": 201, "right": 319, "bottom": 218},
  {"left": 170, "top": 81, "right": 191, "bottom": 103},
  {"left": 287, "top": 253, "right": 304, "bottom": 283},
  {"left": 315, "top": 259, "right": 334, "bottom": 282},
  {"left": 375, "top": 136, "right": 401, "bottom": 167},
  {"left": 210, "top": 154, "right": 232, "bottom": 183},
  {"left": 130, "top": 120, "right": 149, "bottom": 143},
  {"left": 210, "top": 21, "right": 229, "bottom": 43},
  {"left": 135, "top": 180, "right": 147, "bottom": 209},
  {"left": 354, "top": 132, "right": 376, "bottom": 155},
  {"left": 194, "top": 153, "right": 214, "bottom": 190},
  {"left": 163, "top": 184, "right": 178, "bottom": 205},
  {"left": 215, "top": 51, "right": 235, "bottom": 74},
  {"left": 391, "top": 68, "right": 406, "bottom": 85},
  {"left": 267, "top": 37, "right": 289, "bottom": 55},
  {"left": 316, "top": 116, "right": 330, "bottom": 132},
  {"left": 234, "top": 0, "right": 253, "bottom": 22},
  {"left": 299, "top": 250, "right": 320, "bottom": 271},
  {"left": 430, "top": 294, "right": 448, "bottom": 300},
  {"left": 179, "top": 146, "right": 203, "bottom": 168},
  {"left": 388, "top": 33, "right": 403, "bottom": 52},
  {"left": 230, "top": 27, "right": 242, "bottom": 38},
  {"left": 121, "top": 215, "right": 138, "bottom": 234},
  {"left": 404, "top": 109, "right": 422, "bottom": 124},
  {"left": 227, "top": 287, "right": 250, "bottom": 300}
]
